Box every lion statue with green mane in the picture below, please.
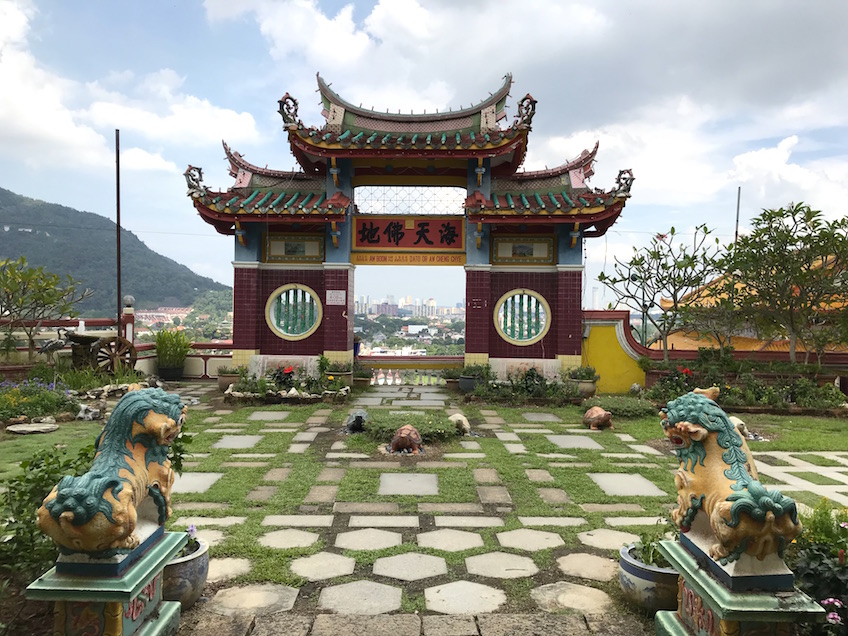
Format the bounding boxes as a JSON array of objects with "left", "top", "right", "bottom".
[
  {"left": 661, "top": 390, "right": 801, "bottom": 564},
  {"left": 37, "top": 387, "right": 185, "bottom": 555}
]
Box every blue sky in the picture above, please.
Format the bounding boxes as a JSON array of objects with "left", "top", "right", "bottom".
[{"left": 2, "top": 0, "right": 847, "bottom": 309}]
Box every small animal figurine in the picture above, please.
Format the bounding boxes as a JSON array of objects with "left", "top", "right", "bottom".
[
  {"left": 582, "top": 406, "right": 613, "bottom": 430},
  {"left": 390, "top": 424, "right": 424, "bottom": 454},
  {"left": 345, "top": 409, "right": 369, "bottom": 433},
  {"left": 449, "top": 413, "right": 471, "bottom": 436}
]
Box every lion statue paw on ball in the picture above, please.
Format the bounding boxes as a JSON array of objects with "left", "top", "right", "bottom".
[{"left": 37, "top": 387, "right": 185, "bottom": 555}]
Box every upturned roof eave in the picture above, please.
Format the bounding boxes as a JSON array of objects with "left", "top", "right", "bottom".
[{"left": 316, "top": 72, "right": 513, "bottom": 123}]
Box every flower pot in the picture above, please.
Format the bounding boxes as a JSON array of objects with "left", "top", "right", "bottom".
[
  {"left": 458, "top": 375, "right": 481, "bottom": 393},
  {"left": 353, "top": 376, "right": 372, "bottom": 389},
  {"left": 618, "top": 544, "right": 679, "bottom": 614},
  {"left": 218, "top": 373, "right": 239, "bottom": 392},
  {"left": 567, "top": 379, "right": 597, "bottom": 398},
  {"left": 163, "top": 539, "right": 209, "bottom": 610},
  {"left": 157, "top": 365, "right": 184, "bottom": 381}
]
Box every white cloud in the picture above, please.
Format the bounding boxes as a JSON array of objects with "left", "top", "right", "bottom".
[{"left": 120, "top": 147, "right": 179, "bottom": 173}]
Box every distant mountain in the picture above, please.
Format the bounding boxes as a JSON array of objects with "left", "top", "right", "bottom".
[{"left": 0, "top": 187, "right": 229, "bottom": 315}]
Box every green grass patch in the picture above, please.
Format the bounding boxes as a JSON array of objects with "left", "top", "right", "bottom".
[
  {"left": 753, "top": 454, "right": 793, "bottom": 466},
  {"left": 364, "top": 412, "right": 461, "bottom": 444},
  {"left": 787, "top": 490, "right": 826, "bottom": 510},
  {"left": 743, "top": 414, "right": 848, "bottom": 451},
  {"left": 788, "top": 471, "right": 845, "bottom": 486},
  {"left": 792, "top": 453, "right": 845, "bottom": 467},
  {"left": 0, "top": 420, "right": 104, "bottom": 480}
]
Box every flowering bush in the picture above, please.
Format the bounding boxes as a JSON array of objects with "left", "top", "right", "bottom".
[
  {"left": 789, "top": 499, "right": 848, "bottom": 635},
  {"left": 0, "top": 377, "right": 79, "bottom": 421}
]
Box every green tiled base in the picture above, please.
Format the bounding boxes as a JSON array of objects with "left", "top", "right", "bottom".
[
  {"left": 27, "top": 533, "right": 186, "bottom": 636},
  {"left": 137, "top": 600, "right": 180, "bottom": 636},
  {"left": 656, "top": 540, "right": 823, "bottom": 636}
]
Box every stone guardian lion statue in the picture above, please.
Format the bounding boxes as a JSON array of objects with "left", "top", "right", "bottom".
[
  {"left": 37, "top": 387, "right": 185, "bottom": 555},
  {"left": 660, "top": 391, "right": 801, "bottom": 564}
]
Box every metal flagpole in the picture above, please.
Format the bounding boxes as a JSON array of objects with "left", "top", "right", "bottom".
[{"left": 116, "top": 129, "right": 122, "bottom": 335}]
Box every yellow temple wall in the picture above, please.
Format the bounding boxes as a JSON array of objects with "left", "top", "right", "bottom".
[{"left": 582, "top": 312, "right": 647, "bottom": 394}]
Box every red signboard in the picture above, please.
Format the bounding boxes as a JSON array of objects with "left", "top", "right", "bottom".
[{"left": 352, "top": 216, "right": 464, "bottom": 252}]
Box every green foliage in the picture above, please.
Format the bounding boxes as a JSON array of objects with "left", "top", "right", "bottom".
[
  {"left": 598, "top": 224, "right": 721, "bottom": 362},
  {"left": 471, "top": 367, "right": 579, "bottom": 405},
  {"left": 0, "top": 377, "right": 79, "bottom": 421},
  {"left": 0, "top": 187, "right": 229, "bottom": 315},
  {"left": 566, "top": 366, "right": 600, "bottom": 381},
  {"left": 788, "top": 499, "right": 848, "bottom": 635},
  {"left": 440, "top": 367, "right": 461, "bottom": 380},
  {"left": 644, "top": 368, "right": 696, "bottom": 403},
  {"left": 364, "top": 412, "right": 459, "bottom": 444},
  {"left": 0, "top": 442, "right": 96, "bottom": 577},
  {"left": 583, "top": 395, "right": 658, "bottom": 418},
  {"left": 352, "top": 362, "right": 372, "bottom": 379},
  {"left": 216, "top": 365, "right": 246, "bottom": 375},
  {"left": 169, "top": 419, "right": 192, "bottom": 476},
  {"left": 154, "top": 329, "right": 192, "bottom": 368},
  {"left": 630, "top": 518, "right": 680, "bottom": 569},
  {"left": 0, "top": 256, "right": 92, "bottom": 360},
  {"left": 459, "top": 364, "right": 494, "bottom": 380},
  {"left": 232, "top": 372, "right": 269, "bottom": 395},
  {"left": 726, "top": 203, "right": 848, "bottom": 364}
]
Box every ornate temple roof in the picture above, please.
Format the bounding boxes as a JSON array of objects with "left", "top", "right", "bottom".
[
  {"left": 279, "top": 74, "right": 536, "bottom": 177},
  {"left": 184, "top": 146, "right": 349, "bottom": 237}
]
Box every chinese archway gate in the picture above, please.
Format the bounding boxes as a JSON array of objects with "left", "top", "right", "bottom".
[{"left": 185, "top": 73, "right": 633, "bottom": 373}]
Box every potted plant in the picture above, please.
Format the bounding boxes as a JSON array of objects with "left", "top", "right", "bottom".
[
  {"left": 163, "top": 524, "right": 209, "bottom": 610},
  {"left": 216, "top": 364, "right": 245, "bottom": 392},
  {"left": 567, "top": 366, "right": 600, "bottom": 398},
  {"left": 319, "top": 355, "right": 353, "bottom": 387},
  {"left": 441, "top": 367, "right": 461, "bottom": 389},
  {"left": 618, "top": 520, "right": 680, "bottom": 613},
  {"left": 352, "top": 362, "right": 372, "bottom": 389},
  {"left": 155, "top": 329, "right": 191, "bottom": 381},
  {"left": 458, "top": 363, "right": 493, "bottom": 393}
]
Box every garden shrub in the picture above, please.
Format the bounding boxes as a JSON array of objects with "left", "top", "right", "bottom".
[
  {"left": 0, "top": 443, "right": 96, "bottom": 577},
  {"left": 0, "top": 377, "right": 79, "bottom": 422},
  {"left": 365, "top": 412, "right": 458, "bottom": 444},
  {"left": 789, "top": 498, "right": 848, "bottom": 634},
  {"left": 583, "top": 395, "right": 658, "bottom": 418}
]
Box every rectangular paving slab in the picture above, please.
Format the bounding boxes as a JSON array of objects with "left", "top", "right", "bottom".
[
  {"left": 588, "top": 472, "right": 667, "bottom": 497},
  {"left": 379, "top": 473, "right": 439, "bottom": 495},
  {"left": 333, "top": 502, "right": 399, "bottom": 513},
  {"left": 546, "top": 435, "right": 604, "bottom": 450},
  {"left": 262, "top": 515, "right": 335, "bottom": 527},
  {"left": 305, "top": 485, "right": 339, "bottom": 503},
  {"left": 172, "top": 472, "right": 224, "bottom": 493},
  {"left": 349, "top": 515, "right": 420, "bottom": 527},
  {"left": 477, "top": 486, "right": 512, "bottom": 504},
  {"left": 434, "top": 516, "right": 504, "bottom": 528},
  {"left": 248, "top": 411, "right": 291, "bottom": 420},
  {"left": 523, "top": 413, "right": 562, "bottom": 422},
  {"left": 212, "top": 435, "right": 264, "bottom": 449}
]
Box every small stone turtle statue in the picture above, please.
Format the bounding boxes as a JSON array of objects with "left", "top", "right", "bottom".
[
  {"left": 345, "top": 409, "right": 369, "bottom": 433},
  {"left": 390, "top": 424, "right": 424, "bottom": 454},
  {"left": 583, "top": 406, "right": 613, "bottom": 430}
]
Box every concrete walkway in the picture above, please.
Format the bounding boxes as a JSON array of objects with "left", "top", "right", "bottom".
[{"left": 162, "top": 382, "right": 848, "bottom": 635}]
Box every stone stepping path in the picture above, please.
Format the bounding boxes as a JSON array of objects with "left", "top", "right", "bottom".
[{"left": 166, "top": 381, "right": 755, "bottom": 634}]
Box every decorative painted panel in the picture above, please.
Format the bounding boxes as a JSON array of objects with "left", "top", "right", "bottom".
[
  {"left": 491, "top": 236, "right": 555, "bottom": 265},
  {"left": 263, "top": 233, "right": 325, "bottom": 263}
]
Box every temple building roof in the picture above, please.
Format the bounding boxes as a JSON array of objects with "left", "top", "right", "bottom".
[
  {"left": 184, "top": 147, "right": 349, "bottom": 237},
  {"left": 279, "top": 73, "right": 536, "bottom": 178}
]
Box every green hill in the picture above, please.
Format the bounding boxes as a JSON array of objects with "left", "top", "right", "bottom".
[{"left": 0, "top": 187, "right": 229, "bottom": 315}]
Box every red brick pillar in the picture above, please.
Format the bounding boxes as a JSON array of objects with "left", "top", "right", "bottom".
[
  {"left": 556, "top": 266, "right": 583, "bottom": 358},
  {"left": 232, "top": 266, "right": 260, "bottom": 365},
  {"left": 465, "top": 267, "right": 491, "bottom": 364},
  {"left": 322, "top": 264, "right": 354, "bottom": 360}
]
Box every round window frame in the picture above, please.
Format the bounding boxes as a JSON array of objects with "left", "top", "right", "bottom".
[
  {"left": 492, "top": 288, "right": 551, "bottom": 346},
  {"left": 265, "top": 283, "right": 323, "bottom": 341}
]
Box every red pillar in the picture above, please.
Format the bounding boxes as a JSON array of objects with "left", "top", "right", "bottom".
[
  {"left": 465, "top": 268, "right": 490, "bottom": 361},
  {"left": 233, "top": 266, "right": 260, "bottom": 353}
]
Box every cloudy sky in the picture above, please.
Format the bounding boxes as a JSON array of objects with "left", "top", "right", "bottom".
[{"left": 2, "top": 0, "right": 846, "bottom": 309}]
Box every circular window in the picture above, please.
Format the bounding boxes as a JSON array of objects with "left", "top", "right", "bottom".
[
  {"left": 265, "top": 284, "right": 323, "bottom": 341},
  {"left": 493, "top": 289, "right": 551, "bottom": 346}
]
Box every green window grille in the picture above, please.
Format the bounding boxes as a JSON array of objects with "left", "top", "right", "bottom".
[
  {"left": 266, "top": 284, "right": 322, "bottom": 341},
  {"left": 494, "top": 289, "right": 550, "bottom": 345}
]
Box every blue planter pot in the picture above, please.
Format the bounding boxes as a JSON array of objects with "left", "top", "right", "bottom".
[
  {"left": 458, "top": 375, "right": 481, "bottom": 393},
  {"left": 163, "top": 539, "right": 209, "bottom": 610},
  {"left": 618, "top": 543, "right": 679, "bottom": 614}
]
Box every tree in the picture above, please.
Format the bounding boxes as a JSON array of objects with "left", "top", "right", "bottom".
[
  {"left": 726, "top": 203, "right": 848, "bottom": 363},
  {"left": 680, "top": 277, "right": 745, "bottom": 357},
  {"left": 598, "top": 225, "right": 720, "bottom": 361},
  {"left": 0, "top": 257, "right": 92, "bottom": 360}
]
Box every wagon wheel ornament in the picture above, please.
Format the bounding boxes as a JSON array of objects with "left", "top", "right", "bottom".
[{"left": 96, "top": 336, "right": 137, "bottom": 374}]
